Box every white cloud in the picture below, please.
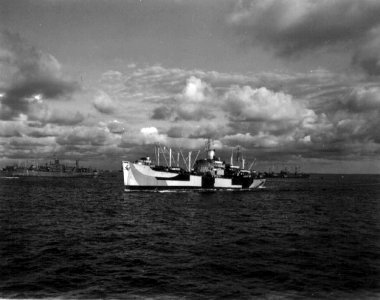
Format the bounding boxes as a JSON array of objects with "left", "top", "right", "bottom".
[
  {"left": 141, "top": 127, "right": 159, "bottom": 135},
  {"left": 223, "top": 86, "right": 308, "bottom": 121},
  {"left": 139, "top": 126, "right": 167, "bottom": 144},
  {"left": 301, "top": 135, "right": 311, "bottom": 143},
  {"left": 182, "top": 76, "right": 209, "bottom": 102}
]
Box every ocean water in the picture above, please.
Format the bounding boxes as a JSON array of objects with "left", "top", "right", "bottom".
[{"left": 0, "top": 173, "right": 380, "bottom": 299}]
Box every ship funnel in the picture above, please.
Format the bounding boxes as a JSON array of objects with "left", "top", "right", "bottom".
[
  {"left": 207, "top": 149, "right": 215, "bottom": 160},
  {"left": 205, "top": 139, "right": 215, "bottom": 159}
]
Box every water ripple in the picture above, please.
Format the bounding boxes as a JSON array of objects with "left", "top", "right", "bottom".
[{"left": 1, "top": 174, "right": 380, "bottom": 299}]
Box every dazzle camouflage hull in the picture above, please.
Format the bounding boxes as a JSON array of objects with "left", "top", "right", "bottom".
[{"left": 122, "top": 161, "right": 265, "bottom": 191}]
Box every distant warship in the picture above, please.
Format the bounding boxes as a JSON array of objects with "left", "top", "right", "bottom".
[
  {"left": 3, "top": 158, "right": 98, "bottom": 178},
  {"left": 264, "top": 166, "right": 310, "bottom": 179}
]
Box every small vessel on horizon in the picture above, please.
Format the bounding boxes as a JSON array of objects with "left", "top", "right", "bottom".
[
  {"left": 122, "top": 141, "right": 265, "bottom": 191},
  {"left": 2, "top": 158, "right": 98, "bottom": 178},
  {"left": 264, "top": 166, "right": 310, "bottom": 179}
]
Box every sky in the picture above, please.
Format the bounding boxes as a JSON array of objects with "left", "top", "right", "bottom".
[{"left": 1, "top": 0, "right": 380, "bottom": 173}]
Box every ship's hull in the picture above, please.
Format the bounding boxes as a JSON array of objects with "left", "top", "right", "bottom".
[{"left": 122, "top": 161, "right": 265, "bottom": 191}]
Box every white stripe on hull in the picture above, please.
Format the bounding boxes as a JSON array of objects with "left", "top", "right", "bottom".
[
  {"left": 123, "top": 161, "right": 202, "bottom": 188},
  {"left": 214, "top": 177, "right": 242, "bottom": 189}
]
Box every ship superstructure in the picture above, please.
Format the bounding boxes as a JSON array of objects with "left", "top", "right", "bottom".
[{"left": 122, "top": 141, "right": 265, "bottom": 191}]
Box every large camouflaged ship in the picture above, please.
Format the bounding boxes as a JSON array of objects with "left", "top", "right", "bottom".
[{"left": 122, "top": 142, "right": 265, "bottom": 191}]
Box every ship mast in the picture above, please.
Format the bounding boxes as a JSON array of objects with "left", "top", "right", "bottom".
[{"left": 169, "top": 148, "right": 172, "bottom": 167}]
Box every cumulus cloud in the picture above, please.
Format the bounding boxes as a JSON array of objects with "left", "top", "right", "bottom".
[
  {"left": 182, "top": 76, "right": 210, "bottom": 102},
  {"left": 166, "top": 126, "right": 188, "bottom": 138},
  {"left": 140, "top": 127, "right": 168, "bottom": 144},
  {"left": 92, "top": 90, "right": 116, "bottom": 114},
  {"left": 141, "top": 127, "right": 159, "bottom": 135},
  {"left": 137, "top": 70, "right": 340, "bottom": 159},
  {"left": 2, "top": 59, "right": 379, "bottom": 170},
  {"left": 228, "top": 0, "right": 380, "bottom": 57},
  {"left": 222, "top": 86, "right": 311, "bottom": 122},
  {"left": 56, "top": 126, "right": 110, "bottom": 146},
  {"left": 119, "top": 126, "right": 167, "bottom": 148},
  {"left": 148, "top": 73, "right": 324, "bottom": 149},
  {"left": 0, "top": 31, "right": 79, "bottom": 120},
  {"left": 174, "top": 76, "right": 216, "bottom": 121},
  {"left": 152, "top": 76, "right": 215, "bottom": 121},
  {"left": 19, "top": 98, "right": 85, "bottom": 126},
  {"left": 341, "top": 86, "right": 380, "bottom": 112},
  {"left": 166, "top": 123, "right": 229, "bottom": 140},
  {"left": 107, "top": 120, "right": 126, "bottom": 134}
]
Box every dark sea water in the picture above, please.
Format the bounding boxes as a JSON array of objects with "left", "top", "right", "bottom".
[{"left": 1, "top": 173, "right": 380, "bottom": 299}]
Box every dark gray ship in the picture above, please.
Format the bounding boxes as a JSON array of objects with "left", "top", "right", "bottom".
[{"left": 2, "top": 158, "right": 98, "bottom": 178}]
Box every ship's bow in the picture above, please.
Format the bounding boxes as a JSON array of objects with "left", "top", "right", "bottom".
[
  {"left": 122, "top": 161, "right": 131, "bottom": 187},
  {"left": 249, "top": 178, "right": 266, "bottom": 189}
]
